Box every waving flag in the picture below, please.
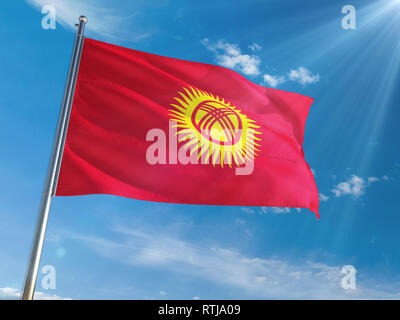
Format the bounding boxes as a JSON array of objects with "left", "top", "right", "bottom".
[{"left": 56, "top": 38, "right": 319, "bottom": 217}]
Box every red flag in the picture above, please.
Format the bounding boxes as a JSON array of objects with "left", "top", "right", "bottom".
[{"left": 56, "top": 38, "right": 319, "bottom": 217}]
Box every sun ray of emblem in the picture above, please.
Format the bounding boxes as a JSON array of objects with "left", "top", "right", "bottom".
[{"left": 169, "top": 86, "right": 261, "bottom": 167}]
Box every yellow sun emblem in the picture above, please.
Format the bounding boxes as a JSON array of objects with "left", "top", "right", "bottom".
[{"left": 169, "top": 87, "right": 261, "bottom": 167}]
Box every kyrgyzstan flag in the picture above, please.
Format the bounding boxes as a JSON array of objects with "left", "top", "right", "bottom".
[{"left": 56, "top": 38, "right": 319, "bottom": 217}]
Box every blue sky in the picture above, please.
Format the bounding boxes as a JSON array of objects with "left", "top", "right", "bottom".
[{"left": 0, "top": 0, "right": 400, "bottom": 299}]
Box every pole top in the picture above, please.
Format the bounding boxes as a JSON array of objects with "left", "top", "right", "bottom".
[
  {"left": 76, "top": 16, "right": 87, "bottom": 36},
  {"left": 79, "top": 16, "right": 88, "bottom": 23}
]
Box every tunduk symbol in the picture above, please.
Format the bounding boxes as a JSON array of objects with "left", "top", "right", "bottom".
[{"left": 169, "top": 87, "right": 261, "bottom": 167}]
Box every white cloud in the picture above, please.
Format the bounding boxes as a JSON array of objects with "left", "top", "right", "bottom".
[
  {"left": 368, "top": 177, "right": 379, "bottom": 184},
  {"left": 248, "top": 43, "right": 262, "bottom": 52},
  {"left": 192, "top": 296, "right": 200, "bottom": 300},
  {"left": 331, "top": 174, "right": 383, "bottom": 198},
  {"left": 26, "top": 0, "right": 152, "bottom": 41},
  {"left": 263, "top": 74, "right": 286, "bottom": 87},
  {"left": 34, "top": 292, "right": 72, "bottom": 300},
  {"left": 319, "top": 193, "right": 330, "bottom": 202},
  {"left": 260, "top": 207, "right": 291, "bottom": 214},
  {"left": 288, "top": 67, "right": 320, "bottom": 86},
  {"left": 201, "top": 39, "right": 261, "bottom": 76},
  {"left": 263, "top": 68, "right": 320, "bottom": 88},
  {"left": 0, "top": 288, "right": 19, "bottom": 299},
  {"left": 201, "top": 39, "right": 320, "bottom": 87},
  {"left": 331, "top": 175, "right": 366, "bottom": 198},
  {"left": 160, "top": 290, "right": 167, "bottom": 296},
  {"left": 241, "top": 207, "right": 255, "bottom": 214},
  {"left": 0, "top": 287, "right": 71, "bottom": 300},
  {"left": 255, "top": 276, "right": 267, "bottom": 283},
  {"left": 61, "top": 227, "right": 400, "bottom": 299}
]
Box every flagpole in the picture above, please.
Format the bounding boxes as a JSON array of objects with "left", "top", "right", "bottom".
[{"left": 21, "top": 16, "right": 87, "bottom": 300}]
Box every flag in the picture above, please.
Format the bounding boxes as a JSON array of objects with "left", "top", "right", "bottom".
[{"left": 56, "top": 38, "right": 319, "bottom": 217}]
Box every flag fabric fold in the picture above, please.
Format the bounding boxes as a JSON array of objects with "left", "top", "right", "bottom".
[{"left": 56, "top": 38, "right": 319, "bottom": 218}]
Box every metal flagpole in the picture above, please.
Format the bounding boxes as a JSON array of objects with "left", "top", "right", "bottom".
[{"left": 21, "top": 16, "right": 87, "bottom": 300}]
